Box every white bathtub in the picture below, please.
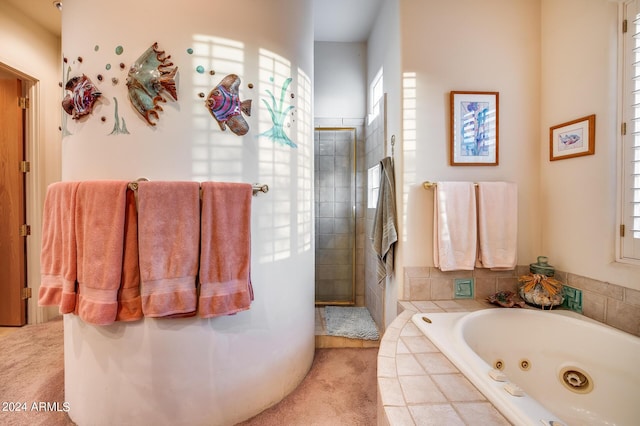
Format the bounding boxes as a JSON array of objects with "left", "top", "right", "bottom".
[{"left": 411, "top": 308, "right": 640, "bottom": 426}]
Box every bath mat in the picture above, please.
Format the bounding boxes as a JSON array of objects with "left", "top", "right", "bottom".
[{"left": 324, "top": 306, "right": 380, "bottom": 340}]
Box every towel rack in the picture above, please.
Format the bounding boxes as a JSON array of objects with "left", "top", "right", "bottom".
[
  {"left": 422, "top": 181, "right": 479, "bottom": 190},
  {"left": 127, "top": 179, "right": 269, "bottom": 197}
]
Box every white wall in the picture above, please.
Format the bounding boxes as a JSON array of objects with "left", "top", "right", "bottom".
[
  {"left": 314, "top": 41, "right": 367, "bottom": 119},
  {"left": 541, "top": 0, "right": 640, "bottom": 290},
  {"left": 0, "top": 2, "right": 62, "bottom": 323},
  {"left": 372, "top": 0, "right": 541, "bottom": 310},
  {"left": 61, "top": 0, "right": 315, "bottom": 425}
]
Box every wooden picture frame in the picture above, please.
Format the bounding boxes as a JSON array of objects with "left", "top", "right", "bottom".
[
  {"left": 549, "top": 114, "right": 595, "bottom": 161},
  {"left": 450, "top": 91, "right": 499, "bottom": 166}
]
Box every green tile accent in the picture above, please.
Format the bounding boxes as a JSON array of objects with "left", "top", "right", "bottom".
[
  {"left": 562, "top": 285, "right": 583, "bottom": 313},
  {"left": 454, "top": 278, "right": 474, "bottom": 299}
]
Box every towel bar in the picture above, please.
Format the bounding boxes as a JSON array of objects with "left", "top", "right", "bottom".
[
  {"left": 423, "top": 181, "right": 479, "bottom": 190},
  {"left": 127, "top": 179, "right": 269, "bottom": 196}
]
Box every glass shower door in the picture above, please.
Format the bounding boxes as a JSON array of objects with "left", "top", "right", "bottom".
[{"left": 314, "top": 128, "right": 356, "bottom": 305}]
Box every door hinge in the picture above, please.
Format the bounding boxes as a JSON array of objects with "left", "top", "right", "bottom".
[
  {"left": 22, "top": 287, "right": 32, "bottom": 300},
  {"left": 18, "top": 97, "right": 29, "bottom": 109},
  {"left": 622, "top": 122, "right": 627, "bottom": 136},
  {"left": 620, "top": 224, "right": 625, "bottom": 237},
  {"left": 19, "top": 161, "right": 30, "bottom": 173},
  {"left": 19, "top": 224, "right": 31, "bottom": 237},
  {"left": 623, "top": 19, "right": 628, "bottom": 34}
]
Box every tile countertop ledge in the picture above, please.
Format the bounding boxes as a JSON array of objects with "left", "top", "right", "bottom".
[{"left": 376, "top": 300, "right": 512, "bottom": 426}]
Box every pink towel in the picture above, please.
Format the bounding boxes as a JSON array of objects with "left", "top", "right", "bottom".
[
  {"left": 137, "top": 181, "right": 200, "bottom": 318},
  {"left": 433, "top": 182, "right": 477, "bottom": 271},
  {"left": 198, "top": 182, "right": 253, "bottom": 318},
  {"left": 38, "top": 181, "right": 80, "bottom": 313},
  {"left": 116, "top": 188, "right": 143, "bottom": 322},
  {"left": 476, "top": 182, "right": 518, "bottom": 270},
  {"left": 75, "top": 181, "right": 129, "bottom": 325}
]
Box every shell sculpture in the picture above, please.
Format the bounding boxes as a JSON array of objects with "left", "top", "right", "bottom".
[
  {"left": 205, "top": 74, "right": 252, "bottom": 136},
  {"left": 126, "top": 42, "right": 178, "bottom": 126},
  {"left": 62, "top": 74, "right": 102, "bottom": 119}
]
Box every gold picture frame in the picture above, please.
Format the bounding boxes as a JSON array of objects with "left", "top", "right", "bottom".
[{"left": 549, "top": 114, "right": 595, "bottom": 161}]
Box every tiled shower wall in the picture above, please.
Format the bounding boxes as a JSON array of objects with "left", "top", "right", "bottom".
[
  {"left": 314, "top": 121, "right": 365, "bottom": 305},
  {"left": 364, "top": 112, "right": 386, "bottom": 330},
  {"left": 403, "top": 266, "right": 640, "bottom": 337}
]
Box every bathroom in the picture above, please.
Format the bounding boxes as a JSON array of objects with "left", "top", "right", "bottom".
[{"left": 1, "top": 0, "right": 639, "bottom": 425}]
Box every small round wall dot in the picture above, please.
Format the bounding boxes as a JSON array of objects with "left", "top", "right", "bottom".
[
  {"left": 97, "top": 74, "right": 103, "bottom": 81},
  {"left": 77, "top": 56, "right": 83, "bottom": 63},
  {"left": 209, "top": 70, "right": 216, "bottom": 75},
  {"left": 198, "top": 92, "right": 205, "bottom": 98},
  {"left": 58, "top": 82, "right": 63, "bottom": 87},
  {"left": 120, "top": 63, "right": 125, "bottom": 70},
  {"left": 112, "top": 77, "right": 119, "bottom": 84},
  {"left": 63, "top": 57, "right": 68, "bottom": 63},
  {"left": 101, "top": 116, "right": 106, "bottom": 122},
  {"left": 248, "top": 83, "right": 254, "bottom": 89}
]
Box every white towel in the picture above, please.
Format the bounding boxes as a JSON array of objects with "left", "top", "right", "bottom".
[
  {"left": 433, "top": 182, "right": 477, "bottom": 271},
  {"left": 476, "top": 182, "right": 518, "bottom": 270}
]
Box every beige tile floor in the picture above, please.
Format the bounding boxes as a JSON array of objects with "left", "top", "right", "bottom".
[
  {"left": 0, "top": 327, "right": 20, "bottom": 338},
  {"left": 315, "top": 307, "right": 380, "bottom": 348}
]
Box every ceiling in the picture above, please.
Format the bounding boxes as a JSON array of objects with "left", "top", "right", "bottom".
[{"left": 5, "top": 0, "right": 383, "bottom": 43}]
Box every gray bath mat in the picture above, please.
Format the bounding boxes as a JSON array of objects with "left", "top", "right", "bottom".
[{"left": 324, "top": 306, "right": 380, "bottom": 340}]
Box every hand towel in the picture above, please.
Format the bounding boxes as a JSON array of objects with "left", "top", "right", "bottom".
[
  {"left": 38, "top": 181, "right": 80, "bottom": 313},
  {"left": 75, "top": 181, "right": 129, "bottom": 325},
  {"left": 371, "top": 157, "right": 398, "bottom": 285},
  {"left": 198, "top": 182, "right": 253, "bottom": 318},
  {"left": 433, "top": 182, "right": 477, "bottom": 271},
  {"left": 116, "top": 188, "right": 143, "bottom": 322},
  {"left": 476, "top": 182, "right": 518, "bottom": 270},
  {"left": 137, "top": 181, "right": 200, "bottom": 318}
]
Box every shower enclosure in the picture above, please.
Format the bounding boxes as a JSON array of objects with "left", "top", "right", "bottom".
[{"left": 314, "top": 128, "right": 357, "bottom": 305}]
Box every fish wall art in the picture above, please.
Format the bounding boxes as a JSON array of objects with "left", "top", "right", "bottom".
[
  {"left": 62, "top": 74, "right": 102, "bottom": 120},
  {"left": 126, "top": 42, "right": 178, "bottom": 126},
  {"left": 205, "top": 74, "right": 252, "bottom": 136}
]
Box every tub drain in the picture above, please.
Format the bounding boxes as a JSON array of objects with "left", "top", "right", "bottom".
[{"left": 559, "top": 367, "right": 593, "bottom": 394}]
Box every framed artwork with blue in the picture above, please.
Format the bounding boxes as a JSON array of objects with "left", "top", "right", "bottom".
[{"left": 450, "top": 91, "right": 499, "bottom": 166}]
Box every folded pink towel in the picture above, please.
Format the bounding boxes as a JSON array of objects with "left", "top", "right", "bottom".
[
  {"left": 198, "top": 182, "right": 253, "bottom": 318},
  {"left": 38, "top": 181, "right": 80, "bottom": 313},
  {"left": 137, "top": 181, "right": 200, "bottom": 318},
  {"left": 433, "top": 182, "right": 477, "bottom": 271},
  {"left": 116, "top": 188, "right": 143, "bottom": 322},
  {"left": 476, "top": 182, "right": 518, "bottom": 270},
  {"left": 75, "top": 181, "right": 129, "bottom": 325}
]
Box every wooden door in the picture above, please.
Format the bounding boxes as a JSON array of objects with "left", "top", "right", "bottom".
[{"left": 0, "top": 78, "right": 26, "bottom": 326}]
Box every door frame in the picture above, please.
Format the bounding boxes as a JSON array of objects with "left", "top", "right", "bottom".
[{"left": 1, "top": 63, "right": 47, "bottom": 324}]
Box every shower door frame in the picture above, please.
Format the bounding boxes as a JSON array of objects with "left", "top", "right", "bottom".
[{"left": 314, "top": 127, "right": 357, "bottom": 306}]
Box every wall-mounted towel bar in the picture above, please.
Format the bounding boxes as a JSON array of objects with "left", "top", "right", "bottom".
[
  {"left": 422, "top": 181, "right": 479, "bottom": 190},
  {"left": 127, "top": 179, "right": 269, "bottom": 196}
]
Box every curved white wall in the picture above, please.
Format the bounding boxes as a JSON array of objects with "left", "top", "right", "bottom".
[{"left": 61, "top": 1, "right": 315, "bottom": 425}]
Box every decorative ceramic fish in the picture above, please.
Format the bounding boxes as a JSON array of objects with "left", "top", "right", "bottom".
[
  {"left": 62, "top": 74, "right": 102, "bottom": 119},
  {"left": 126, "top": 42, "right": 178, "bottom": 126},
  {"left": 205, "top": 74, "right": 252, "bottom": 136}
]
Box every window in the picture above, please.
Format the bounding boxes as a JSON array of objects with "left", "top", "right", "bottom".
[
  {"left": 368, "top": 67, "right": 383, "bottom": 125},
  {"left": 368, "top": 164, "right": 380, "bottom": 209},
  {"left": 620, "top": 0, "right": 640, "bottom": 262}
]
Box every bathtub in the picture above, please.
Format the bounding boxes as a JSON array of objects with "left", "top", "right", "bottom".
[{"left": 411, "top": 308, "right": 640, "bottom": 426}]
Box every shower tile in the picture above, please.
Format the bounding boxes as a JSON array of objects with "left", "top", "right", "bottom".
[
  {"left": 318, "top": 187, "right": 335, "bottom": 202},
  {"left": 317, "top": 234, "right": 335, "bottom": 249},
  {"left": 318, "top": 202, "right": 335, "bottom": 218},
  {"left": 317, "top": 218, "right": 334, "bottom": 234},
  {"left": 334, "top": 218, "right": 351, "bottom": 234},
  {"left": 335, "top": 187, "right": 352, "bottom": 202},
  {"left": 318, "top": 138, "right": 335, "bottom": 156},
  {"left": 334, "top": 202, "right": 351, "bottom": 218}
]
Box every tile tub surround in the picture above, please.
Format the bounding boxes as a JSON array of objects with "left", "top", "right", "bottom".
[
  {"left": 403, "top": 267, "right": 640, "bottom": 337},
  {"left": 377, "top": 300, "right": 511, "bottom": 426}
]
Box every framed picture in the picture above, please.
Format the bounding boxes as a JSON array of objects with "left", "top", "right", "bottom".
[
  {"left": 549, "top": 114, "right": 595, "bottom": 161},
  {"left": 450, "top": 91, "right": 499, "bottom": 166}
]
